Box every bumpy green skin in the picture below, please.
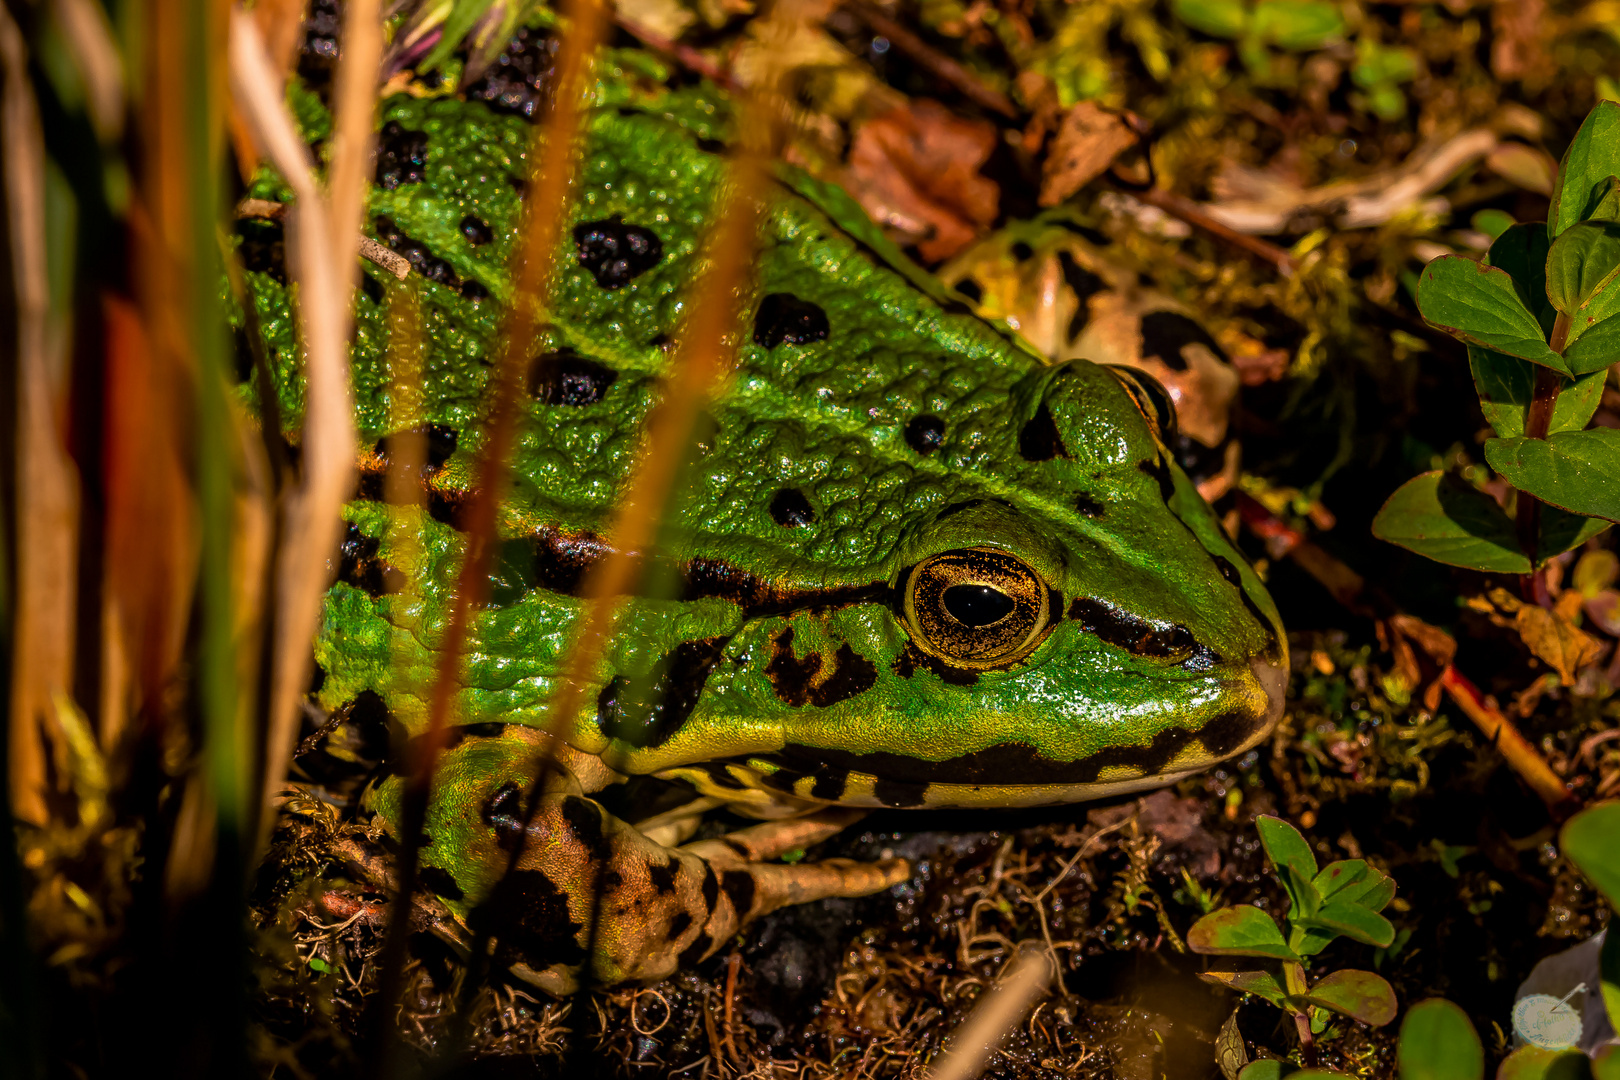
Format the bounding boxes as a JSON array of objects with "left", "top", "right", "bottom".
[{"left": 243, "top": 58, "right": 1286, "bottom": 990}]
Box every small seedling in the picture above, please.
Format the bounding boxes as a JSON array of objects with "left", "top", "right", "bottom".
[
  {"left": 1189, "top": 815, "right": 1398, "bottom": 1073},
  {"left": 1374, "top": 102, "right": 1620, "bottom": 588}
]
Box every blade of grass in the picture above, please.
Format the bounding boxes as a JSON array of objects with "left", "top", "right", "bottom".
[
  {"left": 254, "top": 0, "right": 383, "bottom": 858},
  {"left": 927, "top": 943, "right": 1056, "bottom": 1080},
  {"left": 226, "top": 7, "right": 360, "bottom": 859},
  {"left": 368, "top": 0, "right": 612, "bottom": 1066},
  {"left": 4, "top": 0, "right": 79, "bottom": 829}
]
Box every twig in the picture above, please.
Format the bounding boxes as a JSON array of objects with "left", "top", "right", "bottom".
[
  {"left": 1130, "top": 187, "right": 1299, "bottom": 277},
  {"left": 926, "top": 944, "right": 1055, "bottom": 1080},
  {"left": 1438, "top": 665, "right": 1579, "bottom": 818},
  {"left": 840, "top": 0, "right": 1018, "bottom": 119},
  {"left": 613, "top": 13, "right": 737, "bottom": 91}
]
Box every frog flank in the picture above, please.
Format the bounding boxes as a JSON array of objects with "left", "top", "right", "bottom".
[{"left": 240, "top": 43, "right": 1287, "bottom": 993}]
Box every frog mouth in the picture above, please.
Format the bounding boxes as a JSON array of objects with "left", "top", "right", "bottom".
[{"left": 731, "top": 655, "right": 1288, "bottom": 809}]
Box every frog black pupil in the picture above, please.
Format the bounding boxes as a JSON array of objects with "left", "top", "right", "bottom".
[{"left": 942, "top": 585, "right": 1015, "bottom": 627}]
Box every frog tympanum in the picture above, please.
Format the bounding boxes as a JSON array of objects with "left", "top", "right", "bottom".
[{"left": 239, "top": 36, "right": 1287, "bottom": 995}]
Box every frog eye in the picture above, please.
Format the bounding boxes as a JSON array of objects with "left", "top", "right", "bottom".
[
  {"left": 903, "top": 547, "right": 1052, "bottom": 668},
  {"left": 1106, "top": 365, "right": 1177, "bottom": 442}
]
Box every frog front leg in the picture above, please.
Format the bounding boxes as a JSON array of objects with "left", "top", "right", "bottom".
[{"left": 366, "top": 725, "right": 910, "bottom": 994}]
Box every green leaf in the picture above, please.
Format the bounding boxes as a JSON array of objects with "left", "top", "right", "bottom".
[
  {"left": 1292, "top": 925, "right": 1340, "bottom": 958},
  {"left": 1200, "top": 969, "right": 1291, "bottom": 1008},
  {"left": 1560, "top": 313, "right": 1620, "bottom": 374},
  {"left": 1304, "top": 969, "right": 1397, "bottom": 1026},
  {"left": 1371, "top": 471, "right": 1532, "bottom": 574},
  {"left": 1561, "top": 801, "right": 1620, "bottom": 907},
  {"left": 1546, "top": 221, "right": 1620, "bottom": 318},
  {"left": 1239, "top": 1062, "right": 1292, "bottom": 1080},
  {"left": 1416, "top": 256, "right": 1568, "bottom": 373},
  {"left": 1486, "top": 431, "right": 1620, "bottom": 523},
  {"left": 1252, "top": 0, "right": 1345, "bottom": 49},
  {"left": 1473, "top": 209, "right": 1517, "bottom": 241},
  {"left": 1487, "top": 224, "right": 1557, "bottom": 334},
  {"left": 1540, "top": 505, "right": 1615, "bottom": 562},
  {"left": 1172, "top": 0, "right": 1249, "bottom": 38},
  {"left": 1397, "top": 999, "right": 1484, "bottom": 1080},
  {"left": 1470, "top": 347, "right": 1605, "bottom": 438},
  {"left": 1298, "top": 899, "right": 1397, "bottom": 948},
  {"left": 1189, "top": 905, "right": 1299, "bottom": 961},
  {"left": 1588, "top": 176, "right": 1620, "bottom": 225},
  {"left": 1257, "top": 815, "right": 1319, "bottom": 879},
  {"left": 1313, "top": 860, "right": 1370, "bottom": 900},
  {"left": 1551, "top": 101, "right": 1620, "bottom": 239},
  {"left": 1498, "top": 1045, "right": 1597, "bottom": 1080}
]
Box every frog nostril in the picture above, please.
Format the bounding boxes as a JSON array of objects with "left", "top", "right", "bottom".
[{"left": 943, "top": 584, "right": 1015, "bottom": 627}]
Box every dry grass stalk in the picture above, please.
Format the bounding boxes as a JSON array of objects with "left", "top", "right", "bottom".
[
  {"left": 925, "top": 944, "right": 1055, "bottom": 1080},
  {"left": 226, "top": 6, "right": 365, "bottom": 855},
  {"left": 3, "top": 0, "right": 80, "bottom": 826},
  {"left": 50, "top": 0, "right": 125, "bottom": 142}
]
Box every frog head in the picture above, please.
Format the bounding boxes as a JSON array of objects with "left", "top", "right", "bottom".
[{"left": 596, "top": 357, "right": 1286, "bottom": 810}]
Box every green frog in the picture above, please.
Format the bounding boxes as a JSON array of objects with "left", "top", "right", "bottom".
[{"left": 239, "top": 34, "right": 1286, "bottom": 995}]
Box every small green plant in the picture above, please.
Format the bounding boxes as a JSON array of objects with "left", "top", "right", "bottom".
[
  {"left": 1378, "top": 802, "right": 1620, "bottom": 1080},
  {"left": 1170, "top": 0, "right": 1345, "bottom": 80},
  {"left": 1374, "top": 102, "right": 1620, "bottom": 582},
  {"left": 1189, "top": 815, "right": 1399, "bottom": 1072}
]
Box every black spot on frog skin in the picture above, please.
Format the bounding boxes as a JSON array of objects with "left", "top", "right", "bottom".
[
  {"left": 561, "top": 796, "right": 611, "bottom": 861},
  {"left": 463, "top": 27, "right": 560, "bottom": 121},
  {"left": 892, "top": 640, "right": 978, "bottom": 685},
  {"left": 1139, "top": 311, "right": 1227, "bottom": 372},
  {"left": 574, "top": 216, "right": 663, "bottom": 288},
  {"left": 1139, "top": 455, "right": 1176, "bottom": 501},
  {"left": 769, "top": 488, "right": 817, "bottom": 527},
  {"left": 374, "top": 217, "right": 461, "bottom": 287},
  {"left": 1074, "top": 493, "right": 1106, "bottom": 518},
  {"left": 459, "top": 215, "right": 494, "bottom": 246},
  {"left": 765, "top": 629, "right": 879, "bottom": 708},
  {"left": 529, "top": 348, "right": 619, "bottom": 406},
  {"left": 809, "top": 767, "right": 847, "bottom": 801},
  {"left": 696, "top": 136, "right": 726, "bottom": 154},
  {"left": 1011, "top": 241, "right": 1035, "bottom": 261},
  {"left": 482, "top": 781, "right": 526, "bottom": 851},
  {"left": 666, "top": 911, "right": 692, "bottom": 941},
  {"left": 1018, "top": 403, "right": 1069, "bottom": 461},
  {"left": 1212, "top": 555, "right": 1243, "bottom": 588},
  {"left": 953, "top": 277, "right": 983, "bottom": 303},
  {"left": 1056, "top": 251, "right": 1106, "bottom": 339},
  {"left": 470, "top": 869, "right": 587, "bottom": 969},
  {"left": 375, "top": 121, "right": 429, "bottom": 190},
  {"left": 236, "top": 219, "right": 287, "bottom": 283},
  {"left": 678, "top": 931, "right": 713, "bottom": 967},
  {"left": 873, "top": 777, "right": 928, "bottom": 809},
  {"left": 720, "top": 870, "right": 756, "bottom": 919},
  {"left": 700, "top": 865, "right": 720, "bottom": 913},
  {"left": 419, "top": 865, "right": 465, "bottom": 901},
  {"left": 753, "top": 294, "right": 830, "bottom": 348},
  {"left": 460, "top": 279, "right": 489, "bottom": 301},
  {"left": 904, "top": 414, "right": 946, "bottom": 454},
  {"left": 599, "top": 637, "right": 731, "bottom": 750},
  {"left": 359, "top": 272, "right": 385, "bottom": 306},
  {"left": 648, "top": 859, "right": 678, "bottom": 896},
  {"left": 427, "top": 487, "right": 472, "bottom": 530},
  {"left": 337, "top": 525, "right": 404, "bottom": 597},
  {"left": 1067, "top": 597, "right": 1218, "bottom": 670}
]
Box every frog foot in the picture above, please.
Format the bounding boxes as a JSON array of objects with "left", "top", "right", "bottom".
[{"left": 363, "top": 726, "right": 911, "bottom": 994}]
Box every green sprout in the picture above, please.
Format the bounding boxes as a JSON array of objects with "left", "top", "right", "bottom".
[
  {"left": 1188, "top": 815, "right": 1399, "bottom": 1074},
  {"left": 1374, "top": 102, "right": 1620, "bottom": 582},
  {"left": 1170, "top": 0, "right": 1345, "bottom": 81}
]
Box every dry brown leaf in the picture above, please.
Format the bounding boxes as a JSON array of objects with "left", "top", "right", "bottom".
[
  {"left": 1514, "top": 604, "right": 1605, "bottom": 685},
  {"left": 1485, "top": 142, "right": 1556, "bottom": 195},
  {"left": 842, "top": 99, "right": 998, "bottom": 263},
  {"left": 1586, "top": 590, "right": 1620, "bottom": 637},
  {"left": 1392, "top": 613, "right": 1458, "bottom": 666},
  {"left": 1491, "top": 0, "right": 1550, "bottom": 83},
  {"left": 1039, "top": 102, "right": 1138, "bottom": 208}
]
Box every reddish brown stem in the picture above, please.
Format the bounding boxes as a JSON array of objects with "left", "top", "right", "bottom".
[
  {"left": 1516, "top": 361, "right": 1563, "bottom": 602},
  {"left": 841, "top": 1, "right": 1019, "bottom": 118},
  {"left": 1132, "top": 187, "right": 1300, "bottom": 277},
  {"left": 1439, "top": 665, "right": 1579, "bottom": 819}
]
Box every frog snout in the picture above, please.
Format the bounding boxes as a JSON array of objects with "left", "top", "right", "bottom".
[{"left": 1250, "top": 653, "right": 1288, "bottom": 741}]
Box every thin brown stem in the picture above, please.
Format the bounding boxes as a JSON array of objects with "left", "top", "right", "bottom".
[
  {"left": 1131, "top": 187, "right": 1300, "bottom": 277},
  {"left": 840, "top": 0, "right": 1019, "bottom": 119},
  {"left": 1516, "top": 361, "right": 1563, "bottom": 601}
]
